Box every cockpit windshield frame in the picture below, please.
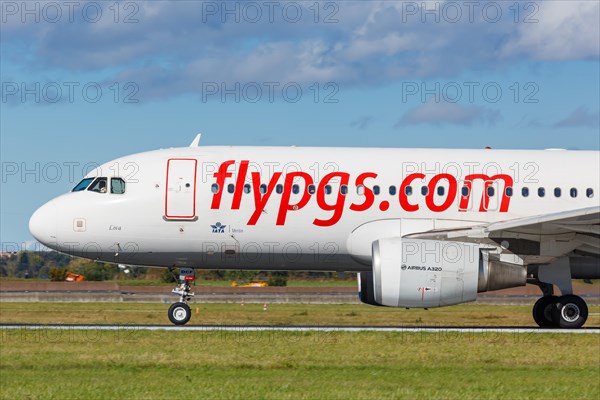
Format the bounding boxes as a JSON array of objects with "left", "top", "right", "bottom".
[
  {"left": 111, "top": 178, "right": 126, "bottom": 194},
  {"left": 87, "top": 177, "right": 108, "bottom": 193},
  {"left": 72, "top": 177, "right": 126, "bottom": 194},
  {"left": 71, "top": 178, "right": 95, "bottom": 192}
]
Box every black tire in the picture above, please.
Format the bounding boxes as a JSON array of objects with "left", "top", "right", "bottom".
[
  {"left": 551, "top": 295, "right": 588, "bottom": 329},
  {"left": 532, "top": 296, "right": 559, "bottom": 328},
  {"left": 168, "top": 302, "right": 191, "bottom": 325}
]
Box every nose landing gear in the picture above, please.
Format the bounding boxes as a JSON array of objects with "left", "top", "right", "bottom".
[{"left": 168, "top": 268, "right": 195, "bottom": 326}]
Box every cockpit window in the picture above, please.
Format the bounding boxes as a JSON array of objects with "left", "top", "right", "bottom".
[
  {"left": 88, "top": 177, "right": 108, "bottom": 193},
  {"left": 72, "top": 178, "right": 94, "bottom": 192},
  {"left": 111, "top": 178, "right": 126, "bottom": 194}
]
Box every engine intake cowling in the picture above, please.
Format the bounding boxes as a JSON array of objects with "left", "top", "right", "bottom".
[
  {"left": 358, "top": 271, "right": 384, "bottom": 306},
  {"left": 359, "top": 238, "right": 525, "bottom": 308},
  {"left": 372, "top": 238, "right": 479, "bottom": 308}
]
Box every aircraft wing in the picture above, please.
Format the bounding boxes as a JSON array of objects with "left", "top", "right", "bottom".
[{"left": 409, "top": 206, "right": 600, "bottom": 257}]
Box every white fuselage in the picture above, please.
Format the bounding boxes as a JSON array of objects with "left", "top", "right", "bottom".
[{"left": 29, "top": 146, "right": 600, "bottom": 271}]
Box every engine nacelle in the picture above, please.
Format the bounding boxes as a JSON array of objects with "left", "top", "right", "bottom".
[
  {"left": 359, "top": 238, "right": 526, "bottom": 308},
  {"left": 477, "top": 250, "right": 526, "bottom": 292},
  {"left": 358, "top": 271, "right": 384, "bottom": 306}
]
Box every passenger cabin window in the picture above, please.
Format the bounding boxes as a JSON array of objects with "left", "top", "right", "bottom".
[
  {"left": 228, "top": 184, "right": 235, "bottom": 194},
  {"left": 276, "top": 184, "right": 283, "bottom": 194},
  {"left": 421, "top": 186, "right": 428, "bottom": 196},
  {"left": 570, "top": 188, "right": 577, "bottom": 198},
  {"left": 211, "top": 183, "right": 219, "bottom": 194},
  {"left": 461, "top": 186, "right": 469, "bottom": 197},
  {"left": 538, "top": 187, "right": 545, "bottom": 197},
  {"left": 308, "top": 185, "right": 316, "bottom": 195},
  {"left": 587, "top": 188, "right": 594, "bottom": 198},
  {"left": 373, "top": 185, "right": 380, "bottom": 195},
  {"left": 244, "top": 184, "right": 251, "bottom": 194},
  {"left": 88, "top": 177, "right": 108, "bottom": 193},
  {"left": 260, "top": 184, "right": 268, "bottom": 194},
  {"left": 389, "top": 186, "right": 397, "bottom": 196},
  {"left": 487, "top": 187, "right": 495, "bottom": 197},
  {"left": 72, "top": 178, "right": 94, "bottom": 192},
  {"left": 324, "top": 185, "right": 332, "bottom": 195},
  {"left": 357, "top": 185, "right": 365, "bottom": 196},
  {"left": 292, "top": 184, "right": 300, "bottom": 194},
  {"left": 554, "top": 188, "right": 561, "bottom": 198},
  {"left": 437, "top": 186, "right": 445, "bottom": 196},
  {"left": 111, "top": 178, "right": 126, "bottom": 194},
  {"left": 522, "top": 187, "right": 529, "bottom": 197},
  {"left": 340, "top": 185, "right": 348, "bottom": 195},
  {"left": 505, "top": 187, "right": 513, "bottom": 197},
  {"left": 405, "top": 186, "right": 413, "bottom": 196}
]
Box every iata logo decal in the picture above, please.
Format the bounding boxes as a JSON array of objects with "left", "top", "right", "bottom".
[
  {"left": 210, "top": 160, "right": 514, "bottom": 227},
  {"left": 211, "top": 222, "right": 226, "bottom": 233}
]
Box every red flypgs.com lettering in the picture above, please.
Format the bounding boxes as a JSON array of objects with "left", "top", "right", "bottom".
[{"left": 210, "top": 160, "right": 513, "bottom": 227}]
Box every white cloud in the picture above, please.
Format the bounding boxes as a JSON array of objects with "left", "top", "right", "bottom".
[
  {"left": 501, "top": 2, "right": 600, "bottom": 60},
  {"left": 2, "top": 1, "right": 598, "bottom": 100},
  {"left": 343, "top": 33, "right": 420, "bottom": 60},
  {"left": 350, "top": 116, "right": 375, "bottom": 129},
  {"left": 396, "top": 100, "right": 501, "bottom": 127},
  {"left": 554, "top": 106, "right": 600, "bottom": 128}
]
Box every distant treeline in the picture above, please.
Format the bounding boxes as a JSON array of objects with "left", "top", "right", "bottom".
[
  {"left": 0, "top": 251, "right": 123, "bottom": 281},
  {"left": 0, "top": 251, "right": 353, "bottom": 284}
]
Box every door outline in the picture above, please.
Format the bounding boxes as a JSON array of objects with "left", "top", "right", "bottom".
[{"left": 164, "top": 158, "right": 198, "bottom": 220}]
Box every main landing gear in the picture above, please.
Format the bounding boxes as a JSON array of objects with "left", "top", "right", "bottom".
[
  {"left": 530, "top": 259, "right": 589, "bottom": 329},
  {"left": 168, "top": 267, "right": 195, "bottom": 325},
  {"left": 532, "top": 291, "right": 588, "bottom": 329}
]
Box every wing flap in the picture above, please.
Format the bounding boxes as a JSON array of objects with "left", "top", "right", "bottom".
[
  {"left": 408, "top": 206, "right": 600, "bottom": 258},
  {"left": 485, "top": 206, "right": 599, "bottom": 236}
]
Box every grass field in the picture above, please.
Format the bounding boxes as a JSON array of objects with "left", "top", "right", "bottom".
[
  {"left": 1, "top": 328, "right": 599, "bottom": 399},
  {"left": 1, "top": 302, "right": 599, "bottom": 327},
  {"left": 1, "top": 303, "right": 599, "bottom": 399}
]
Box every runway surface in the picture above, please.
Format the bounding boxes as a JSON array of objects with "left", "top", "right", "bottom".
[{"left": 1, "top": 324, "right": 598, "bottom": 334}]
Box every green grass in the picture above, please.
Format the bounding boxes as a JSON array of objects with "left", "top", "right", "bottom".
[
  {"left": 1, "top": 302, "right": 599, "bottom": 327},
  {"left": 1, "top": 328, "right": 598, "bottom": 400},
  {"left": 1, "top": 303, "right": 599, "bottom": 399}
]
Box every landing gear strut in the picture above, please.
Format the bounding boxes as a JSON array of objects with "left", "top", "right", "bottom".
[
  {"left": 531, "top": 259, "right": 588, "bottom": 329},
  {"left": 168, "top": 268, "right": 195, "bottom": 325},
  {"left": 532, "top": 294, "right": 588, "bottom": 329}
]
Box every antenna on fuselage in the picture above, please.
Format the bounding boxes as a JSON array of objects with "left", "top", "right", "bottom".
[{"left": 190, "top": 133, "right": 202, "bottom": 147}]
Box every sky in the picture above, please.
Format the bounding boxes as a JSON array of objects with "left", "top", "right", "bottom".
[{"left": 1, "top": 0, "right": 599, "bottom": 247}]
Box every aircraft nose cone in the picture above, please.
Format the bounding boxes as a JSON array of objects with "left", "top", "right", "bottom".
[{"left": 29, "top": 202, "right": 57, "bottom": 246}]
